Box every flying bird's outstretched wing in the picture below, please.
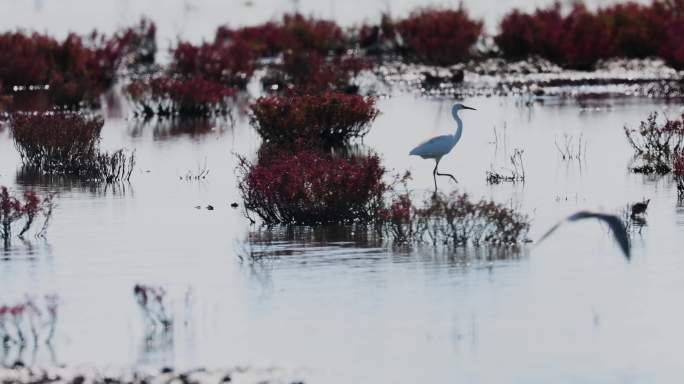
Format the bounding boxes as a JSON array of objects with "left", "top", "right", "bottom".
[{"left": 538, "top": 211, "right": 630, "bottom": 260}]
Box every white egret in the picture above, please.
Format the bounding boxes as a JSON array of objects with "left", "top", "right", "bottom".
[
  {"left": 538, "top": 211, "right": 631, "bottom": 260},
  {"left": 409, "top": 103, "right": 476, "bottom": 192}
]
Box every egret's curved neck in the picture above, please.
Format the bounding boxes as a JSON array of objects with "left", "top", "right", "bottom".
[{"left": 452, "top": 110, "right": 463, "bottom": 144}]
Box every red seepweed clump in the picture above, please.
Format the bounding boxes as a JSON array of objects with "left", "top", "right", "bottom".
[
  {"left": 674, "top": 152, "right": 684, "bottom": 196},
  {"left": 11, "top": 113, "right": 135, "bottom": 181},
  {"left": 171, "top": 40, "right": 255, "bottom": 88},
  {"left": 126, "top": 75, "right": 236, "bottom": 117},
  {"left": 216, "top": 13, "right": 347, "bottom": 57},
  {"left": 495, "top": 1, "right": 684, "bottom": 69},
  {"left": 250, "top": 92, "right": 378, "bottom": 148},
  {"left": 660, "top": 20, "right": 684, "bottom": 70},
  {"left": 394, "top": 8, "right": 483, "bottom": 65},
  {"left": 355, "top": 14, "right": 403, "bottom": 56},
  {"left": 495, "top": 3, "right": 614, "bottom": 69},
  {"left": 0, "top": 19, "right": 157, "bottom": 107},
  {"left": 173, "top": 14, "right": 347, "bottom": 89},
  {"left": 238, "top": 148, "right": 388, "bottom": 225},
  {"left": 624, "top": 112, "right": 684, "bottom": 174},
  {"left": 381, "top": 191, "right": 530, "bottom": 246},
  {"left": 270, "top": 51, "right": 368, "bottom": 93},
  {"left": 0, "top": 186, "right": 54, "bottom": 240},
  {"left": 12, "top": 113, "right": 102, "bottom": 170},
  {"left": 105, "top": 17, "right": 157, "bottom": 67}
]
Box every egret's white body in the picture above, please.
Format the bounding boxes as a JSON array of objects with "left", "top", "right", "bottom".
[{"left": 409, "top": 103, "right": 475, "bottom": 191}]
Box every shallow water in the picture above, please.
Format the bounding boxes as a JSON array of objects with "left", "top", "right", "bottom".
[
  {"left": 2, "top": 1, "right": 684, "bottom": 382},
  {"left": 2, "top": 93, "right": 684, "bottom": 382}
]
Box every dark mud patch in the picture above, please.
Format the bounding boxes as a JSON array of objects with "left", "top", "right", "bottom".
[{"left": 0, "top": 367, "right": 305, "bottom": 384}]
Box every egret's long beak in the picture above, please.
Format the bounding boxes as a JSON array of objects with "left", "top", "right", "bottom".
[{"left": 462, "top": 105, "right": 477, "bottom": 111}]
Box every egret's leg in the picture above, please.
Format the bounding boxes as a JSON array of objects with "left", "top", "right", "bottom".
[
  {"left": 432, "top": 160, "right": 439, "bottom": 192},
  {"left": 435, "top": 158, "right": 458, "bottom": 184}
]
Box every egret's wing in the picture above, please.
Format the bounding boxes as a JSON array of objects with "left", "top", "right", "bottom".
[{"left": 409, "top": 135, "right": 453, "bottom": 156}]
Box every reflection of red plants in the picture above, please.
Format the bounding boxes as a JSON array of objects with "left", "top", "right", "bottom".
[
  {"left": 127, "top": 76, "right": 236, "bottom": 117},
  {"left": 238, "top": 149, "right": 387, "bottom": 225},
  {"left": 395, "top": 8, "right": 482, "bottom": 65},
  {"left": 0, "top": 186, "right": 54, "bottom": 240},
  {"left": 250, "top": 92, "right": 378, "bottom": 148},
  {"left": 134, "top": 284, "right": 172, "bottom": 330},
  {"left": 0, "top": 295, "right": 59, "bottom": 345},
  {"left": 496, "top": 1, "right": 684, "bottom": 69}
]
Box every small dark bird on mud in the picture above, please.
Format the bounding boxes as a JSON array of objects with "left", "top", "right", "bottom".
[
  {"left": 206, "top": 205, "right": 214, "bottom": 210},
  {"left": 631, "top": 199, "right": 650, "bottom": 217},
  {"left": 230, "top": 202, "right": 239, "bottom": 209}
]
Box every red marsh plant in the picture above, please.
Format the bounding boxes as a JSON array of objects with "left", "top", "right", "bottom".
[
  {"left": 171, "top": 40, "right": 255, "bottom": 88},
  {"left": 599, "top": 2, "right": 669, "bottom": 59},
  {"left": 660, "top": 20, "right": 684, "bottom": 69},
  {"left": 11, "top": 113, "right": 135, "bottom": 181},
  {"left": 355, "top": 14, "right": 403, "bottom": 55},
  {"left": 382, "top": 191, "right": 530, "bottom": 246},
  {"left": 394, "top": 8, "right": 483, "bottom": 66},
  {"left": 495, "top": 1, "right": 684, "bottom": 69},
  {"left": 673, "top": 152, "right": 684, "bottom": 196},
  {"left": 83, "top": 18, "right": 158, "bottom": 90},
  {"left": 104, "top": 17, "right": 157, "bottom": 67},
  {"left": 237, "top": 149, "right": 388, "bottom": 225},
  {"left": 495, "top": 3, "right": 614, "bottom": 69},
  {"left": 0, "top": 20, "right": 156, "bottom": 107},
  {"left": 215, "top": 13, "right": 346, "bottom": 57},
  {"left": 0, "top": 32, "right": 98, "bottom": 106},
  {"left": 1, "top": 187, "right": 54, "bottom": 241},
  {"left": 250, "top": 92, "right": 378, "bottom": 148},
  {"left": 126, "top": 75, "right": 236, "bottom": 117},
  {"left": 271, "top": 52, "right": 368, "bottom": 93},
  {"left": 625, "top": 113, "right": 684, "bottom": 174}
]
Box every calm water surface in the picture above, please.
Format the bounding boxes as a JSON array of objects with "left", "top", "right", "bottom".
[
  {"left": 1, "top": 94, "right": 684, "bottom": 383},
  {"left": 1, "top": 1, "right": 684, "bottom": 382}
]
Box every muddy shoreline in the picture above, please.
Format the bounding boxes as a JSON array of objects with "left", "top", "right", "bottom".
[{"left": 0, "top": 366, "right": 305, "bottom": 384}]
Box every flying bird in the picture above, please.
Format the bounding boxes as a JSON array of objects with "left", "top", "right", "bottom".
[
  {"left": 409, "top": 103, "right": 476, "bottom": 192},
  {"left": 538, "top": 211, "right": 631, "bottom": 260}
]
